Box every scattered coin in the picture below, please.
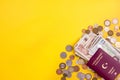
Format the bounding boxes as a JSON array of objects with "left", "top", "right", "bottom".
[
  {"left": 85, "top": 30, "right": 90, "bottom": 34},
  {"left": 85, "top": 73, "right": 92, "bottom": 80},
  {"left": 104, "top": 27, "right": 110, "bottom": 32},
  {"left": 116, "top": 32, "right": 120, "bottom": 36},
  {"left": 115, "top": 42, "right": 120, "bottom": 48},
  {"left": 65, "top": 45, "right": 73, "bottom": 52},
  {"left": 60, "top": 52, "right": 67, "bottom": 59},
  {"left": 110, "top": 37, "right": 116, "bottom": 44},
  {"left": 69, "top": 55, "right": 75, "bottom": 60},
  {"left": 94, "top": 24, "right": 99, "bottom": 28},
  {"left": 61, "top": 77, "right": 66, "bottom": 80},
  {"left": 59, "top": 63, "right": 66, "bottom": 69},
  {"left": 66, "top": 60, "right": 72, "bottom": 66},
  {"left": 92, "top": 77, "right": 98, "bottom": 80},
  {"left": 92, "top": 28, "right": 98, "bottom": 34},
  {"left": 112, "top": 18, "right": 119, "bottom": 24},
  {"left": 67, "top": 66, "right": 74, "bottom": 73},
  {"left": 88, "top": 25, "right": 93, "bottom": 31},
  {"left": 107, "top": 30, "right": 114, "bottom": 36},
  {"left": 56, "top": 69, "right": 63, "bottom": 75},
  {"left": 66, "top": 72, "right": 72, "bottom": 78},
  {"left": 77, "top": 72, "right": 85, "bottom": 79},
  {"left": 104, "top": 20, "right": 111, "bottom": 26},
  {"left": 98, "top": 26, "right": 103, "bottom": 32},
  {"left": 114, "top": 26, "right": 119, "bottom": 31},
  {"left": 82, "top": 64, "right": 88, "bottom": 70},
  {"left": 73, "top": 65, "right": 80, "bottom": 72},
  {"left": 76, "top": 59, "right": 85, "bottom": 65}
]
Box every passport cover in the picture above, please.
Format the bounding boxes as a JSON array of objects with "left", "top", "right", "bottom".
[{"left": 87, "top": 48, "right": 120, "bottom": 80}]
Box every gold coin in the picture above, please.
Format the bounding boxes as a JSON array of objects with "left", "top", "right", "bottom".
[
  {"left": 92, "top": 28, "right": 98, "bottom": 34},
  {"left": 107, "top": 30, "right": 114, "bottom": 36}
]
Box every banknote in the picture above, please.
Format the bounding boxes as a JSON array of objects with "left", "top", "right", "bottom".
[{"left": 74, "top": 32, "right": 120, "bottom": 62}]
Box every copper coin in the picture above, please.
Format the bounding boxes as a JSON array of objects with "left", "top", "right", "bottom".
[
  {"left": 82, "top": 29, "right": 86, "bottom": 33},
  {"left": 97, "top": 26, "right": 103, "bottom": 31},
  {"left": 116, "top": 32, "right": 120, "bottom": 36},
  {"left": 82, "top": 64, "right": 88, "bottom": 70},
  {"left": 85, "top": 30, "right": 90, "bottom": 34},
  {"left": 107, "top": 30, "right": 114, "bottom": 36},
  {"left": 56, "top": 69, "right": 63, "bottom": 75},
  {"left": 69, "top": 55, "right": 75, "bottom": 60},
  {"left": 73, "top": 65, "right": 80, "bottom": 72},
  {"left": 92, "top": 28, "right": 98, "bottom": 34},
  {"left": 88, "top": 25, "right": 93, "bottom": 31},
  {"left": 59, "top": 63, "right": 66, "bottom": 69},
  {"left": 61, "top": 77, "right": 66, "bottom": 80},
  {"left": 92, "top": 77, "right": 98, "bottom": 80}
]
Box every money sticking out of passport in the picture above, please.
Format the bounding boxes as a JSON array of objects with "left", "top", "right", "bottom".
[{"left": 74, "top": 32, "right": 120, "bottom": 80}]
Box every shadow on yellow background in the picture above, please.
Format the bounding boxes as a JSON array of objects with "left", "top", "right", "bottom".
[{"left": 0, "top": 0, "right": 120, "bottom": 80}]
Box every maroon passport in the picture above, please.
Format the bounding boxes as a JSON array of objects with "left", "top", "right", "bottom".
[{"left": 87, "top": 48, "right": 120, "bottom": 80}]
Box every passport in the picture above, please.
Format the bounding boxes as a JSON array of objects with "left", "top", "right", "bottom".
[{"left": 87, "top": 48, "right": 120, "bottom": 80}]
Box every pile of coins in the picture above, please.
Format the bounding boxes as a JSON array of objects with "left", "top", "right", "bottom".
[
  {"left": 56, "top": 45, "right": 100, "bottom": 80},
  {"left": 83, "top": 18, "right": 120, "bottom": 48},
  {"left": 56, "top": 18, "right": 120, "bottom": 80}
]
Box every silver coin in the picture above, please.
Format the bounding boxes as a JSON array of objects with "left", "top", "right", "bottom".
[
  {"left": 112, "top": 18, "right": 119, "bottom": 24},
  {"left": 115, "top": 42, "right": 120, "bottom": 48},
  {"left": 76, "top": 59, "right": 85, "bottom": 65},
  {"left": 66, "top": 60, "right": 72, "bottom": 66},
  {"left": 110, "top": 37, "right": 116, "bottom": 44},
  {"left": 67, "top": 66, "right": 74, "bottom": 72},
  {"left": 104, "top": 20, "right": 111, "bottom": 27},
  {"left": 104, "top": 27, "right": 110, "bottom": 32},
  {"left": 59, "top": 63, "right": 66, "bottom": 69},
  {"left": 63, "top": 70, "right": 71, "bottom": 78},
  {"left": 85, "top": 73, "right": 92, "bottom": 80},
  {"left": 114, "top": 25, "right": 119, "bottom": 31},
  {"left": 65, "top": 45, "right": 73, "bottom": 52},
  {"left": 60, "top": 52, "right": 67, "bottom": 59},
  {"left": 67, "top": 72, "right": 72, "bottom": 78},
  {"left": 77, "top": 72, "right": 85, "bottom": 79}
]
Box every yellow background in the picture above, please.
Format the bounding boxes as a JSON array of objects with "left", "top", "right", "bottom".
[{"left": 0, "top": 0, "right": 120, "bottom": 80}]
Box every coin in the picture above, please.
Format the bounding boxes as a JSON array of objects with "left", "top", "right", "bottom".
[
  {"left": 114, "top": 26, "right": 119, "bottom": 31},
  {"left": 63, "top": 70, "right": 72, "bottom": 78},
  {"left": 116, "top": 32, "right": 120, "bottom": 36},
  {"left": 88, "top": 25, "right": 93, "bottom": 31},
  {"left": 92, "top": 77, "right": 98, "bottom": 80},
  {"left": 115, "top": 42, "right": 120, "bottom": 48},
  {"left": 110, "top": 37, "right": 116, "bottom": 44},
  {"left": 85, "top": 30, "right": 90, "bottom": 34},
  {"left": 107, "top": 30, "right": 114, "bottom": 36},
  {"left": 85, "top": 73, "right": 92, "bottom": 80},
  {"left": 98, "top": 26, "right": 103, "bottom": 32},
  {"left": 65, "top": 45, "right": 73, "bottom": 52},
  {"left": 73, "top": 65, "right": 80, "bottom": 72},
  {"left": 112, "top": 18, "right": 119, "bottom": 24},
  {"left": 66, "top": 60, "right": 72, "bottom": 66},
  {"left": 69, "top": 55, "right": 75, "bottom": 60},
  {"left": 77, "top": 72, "right": 85, "bottom": 79},
  {"left": 59, "top": 63, "right": 66, "bottom": 69},
  {"left": 104, "top": 27, "right": 110, "bottom": 32},
  {"left": 61, "top": 77, "right": 66, "bottom": 80},
  {"left": 92, "top": 28, "right": 98, "bottom": 34},
  {"left": 82, "top": 64, "right": 88, "bottom": 70},
  {"left": 104, "top": 20, "right": 111, "bottom": 26},
  {"left": 56, "top": 69, "right": 63, "bottom": 75},
  {"left": 82, "top": 29, "right": 86, "bottom": 33},
  {"left": 94, "top": 24, "right": 99, "bottom": 28},
  {"left": 60, "top": 52, "right": 67, "bottom": 59},
  {"left": 67, "top": 66, "right": 74, "bottom": 72},
  {"left": 76, "top": 59, "right": 85, "bottom": 65}
]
